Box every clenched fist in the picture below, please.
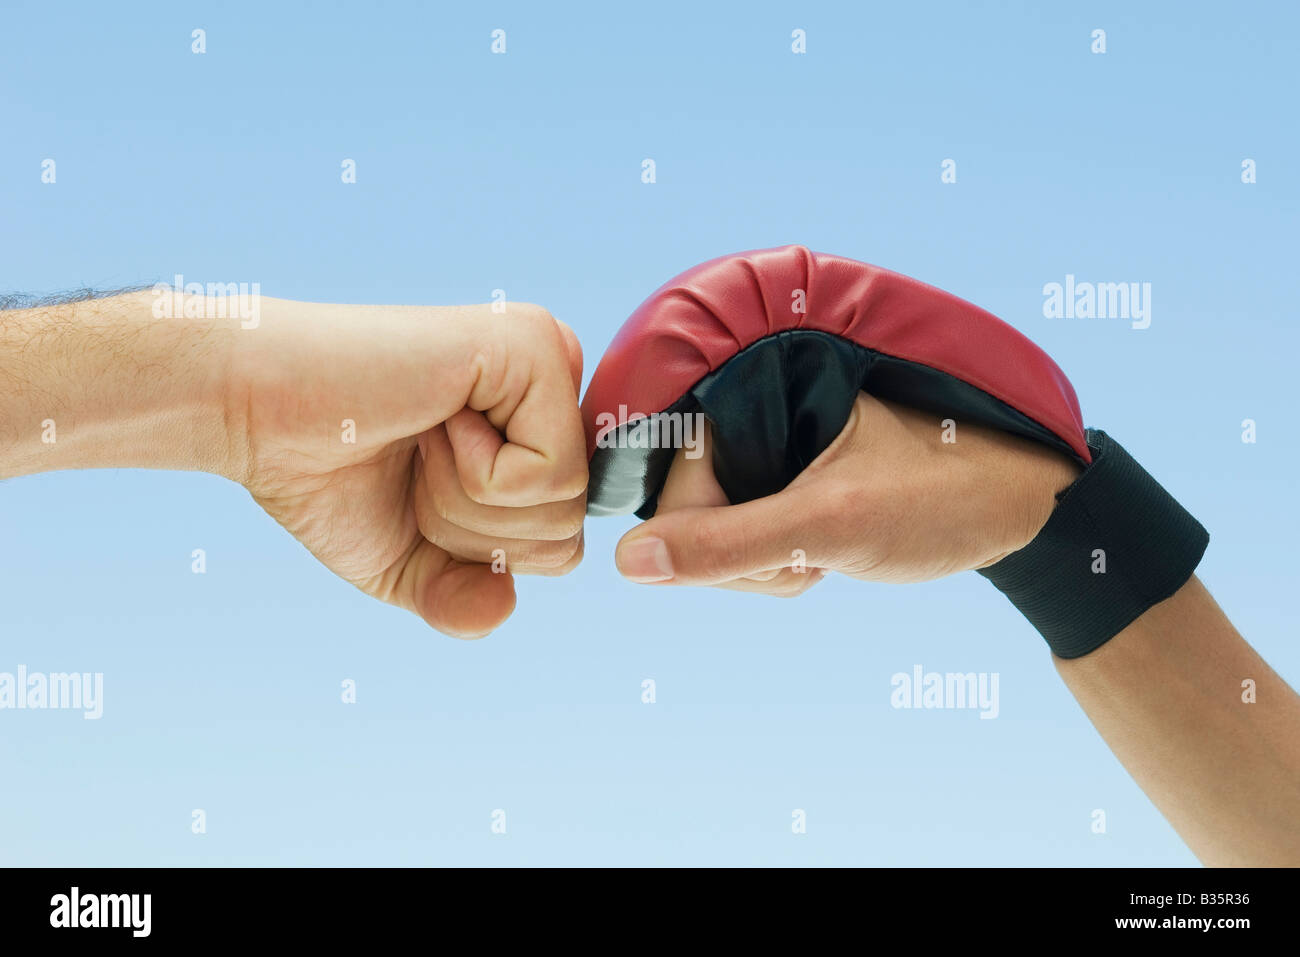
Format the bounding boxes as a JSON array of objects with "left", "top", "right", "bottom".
[{"left": 231, "top": 299, "right": 588, "bottom": 638}]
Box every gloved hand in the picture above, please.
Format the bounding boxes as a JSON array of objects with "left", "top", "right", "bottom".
[{"left": 582, "top": 246, "right": 1206, "bottom": 657}]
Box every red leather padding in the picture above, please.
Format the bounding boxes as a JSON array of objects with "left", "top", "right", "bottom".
[{"left": 582, "top": 245, "right": 1090, "bottom": 463}]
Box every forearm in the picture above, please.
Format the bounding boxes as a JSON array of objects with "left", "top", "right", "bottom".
[
  {"left": 1055, "top": 575, "right": 1300, "bottom": 866},
  {"left": 0, "top": 290, "right": 240, "bottom": 480}
]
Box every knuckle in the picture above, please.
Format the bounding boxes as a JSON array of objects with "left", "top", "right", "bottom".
[
  {"left": 529, "top": 534, "right": 581, "bottom": 569},
  {"left": 813, "top": 480, "right": 866, "bottom": 553},
  {"left": 414, "top": 498, "right": 439, "bottom": 542},
  {"left": 415, "top": 513, "right": 457, "bottom": 555},
  {"left": 461, "top": 467, "right": 512, "bottom": 507},
  {"left": 551, "top": 508, "right": 586, "bottom": 541},
  {"left": 552, "top": 533, "right": 585, "bottom": 572},
  {"left": 549, "top": 466, "right": 588, "bottom": 503},
  {"left": 460, "top": 474, "right": 493, "bottom": 506},
  {"left": 413, "top": 484, "right": 449, "bottom": 542},
  {"left": 511, "top": 301, "right": 554, "bottom": 328},
  {"left": 525, "top": 495, "right": 585, "bottom": 539},
  {"left": 426, "top": 475, "right": 461, "bottom": 525},
  {"left": 519, "top": 532, "right": 584, "bottom": 577},
  {"left": 562, "top": 529, "right": 585, "bottom": 563},
  {"left": 819, "top": 479, "right": 859, "bottom": 523},
  {"left": 468, "top": 335, "right": 507, "bottom": 396}
]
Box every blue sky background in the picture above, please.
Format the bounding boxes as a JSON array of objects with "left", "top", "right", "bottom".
[{"left": 0, "top": 0, "right": 1295, "bottom": 865}]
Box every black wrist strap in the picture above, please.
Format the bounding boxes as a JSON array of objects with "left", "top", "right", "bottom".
[{"left": 977, "top": 429, "right": 1209, "bottom": 659}]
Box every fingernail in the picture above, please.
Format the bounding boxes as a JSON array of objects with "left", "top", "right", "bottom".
[{"left": 617, "top": 536, "right": 673, "bottom": 583}]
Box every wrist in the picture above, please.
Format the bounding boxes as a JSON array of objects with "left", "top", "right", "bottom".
[
  {"left": 0, "top": 288, "right": 245, "bottom": 481},
  {"left": 978, "top": 430, "right": 1210, "bottom": 658},
  {"left": 109, "top": 288, "right": 247, "bottom": 480}
]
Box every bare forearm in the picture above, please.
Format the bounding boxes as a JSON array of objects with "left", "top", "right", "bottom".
[
  {"left": 1056, "top": 575, "right": 1300, "bottom": 865},
  {"left": 0, "top": 291, "right": 239, "bottom": 480}
]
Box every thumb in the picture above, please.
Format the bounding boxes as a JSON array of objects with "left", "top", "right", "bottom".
[{"left": 615, "top": 490, "right": 823, "bottom": 585}]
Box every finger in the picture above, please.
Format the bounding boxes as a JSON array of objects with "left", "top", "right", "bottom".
[
  {"left": 554, "top": 317, "right": 583, "bottom": 395},
  {"left": 415, "top": 505, "right": 583, "bottom": 574},
  {"left": 518, "top": 528, "right": 584, "bottom": 578},
  {"left": 390, "top": 538, "right": 517, "bottom": 639},
  {"left": 615, "top": 489, "right": 833, "bottom": 586},
  {"left": 621, "top": 420, "right": 828, "bottom": 585},
  {"left": 715, "top": 568, "right": 826, "bottom": 597},
  {"left": 654, "top": 431, "right": 797, "bottom": 587},
  {"left": 453, "top": 306, "right": 588, "bottom": 507},
  {"left": 418, "top": 426, "right": 585, "bottom": 540},
  {"left": 655, "top": 421, "right": 729, "bottom": 512}
]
